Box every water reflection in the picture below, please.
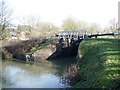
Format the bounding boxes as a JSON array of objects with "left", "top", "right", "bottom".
[
  {"left": 3, "top": 66, "right": 67, "bottom": 88},
  {"left": 1, "top": 58, "right": 76, "bottom": 88}
]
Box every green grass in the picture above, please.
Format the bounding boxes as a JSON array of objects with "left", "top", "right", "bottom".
[{"left": 75, "top": 38, "right": 120, "bottom": 88}]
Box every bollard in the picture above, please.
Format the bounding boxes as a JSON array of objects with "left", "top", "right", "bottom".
[
  {"left": 26, "top": 53, "right": 34, "bottom": 63},
  {"left": 26, "top": 54, "right": 30, "bottom": 62}
]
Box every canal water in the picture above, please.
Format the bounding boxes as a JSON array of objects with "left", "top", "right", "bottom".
[{"left": 0, "top": 58, "right": 76, "bottom": 88}]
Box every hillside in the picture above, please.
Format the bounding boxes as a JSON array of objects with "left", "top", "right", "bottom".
[{"left": 75, "top": 38, "right": 120, "bottom": 89}]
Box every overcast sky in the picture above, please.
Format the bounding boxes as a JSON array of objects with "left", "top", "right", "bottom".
[{"left": 8, "top": 0, "right": 119, "bottom": 28}]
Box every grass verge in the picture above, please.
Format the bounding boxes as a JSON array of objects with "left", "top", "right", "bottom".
[{"left": 75, "top": 38, "right": 120, "bottom": 88}]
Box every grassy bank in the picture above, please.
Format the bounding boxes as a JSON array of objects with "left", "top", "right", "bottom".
[
  {"left": 25, "top": 39, "right": 55, "bottom": 55},
  {"left": 75, "top": 38, "right": 120, "bottom": 88}
]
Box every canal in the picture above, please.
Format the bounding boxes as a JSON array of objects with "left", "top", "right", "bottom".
[{"left": 0, "top": 58, "right": 76, "bottom": 88}]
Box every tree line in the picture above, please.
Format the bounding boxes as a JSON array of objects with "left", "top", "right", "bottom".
[{"left": 0, "top": 0, "right": 118, "bottom": 40}]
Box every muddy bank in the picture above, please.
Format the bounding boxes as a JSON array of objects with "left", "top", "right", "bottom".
[
  {"left": 1, "top": 37, "right": 83, "bottom": 62},
  {"left": 1, "top": 38, "right": 56, "bottom": 61},
  {"left": 33, "top": 44, "right": 56, "bottom": 61}
]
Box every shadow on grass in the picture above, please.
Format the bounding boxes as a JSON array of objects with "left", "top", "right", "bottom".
[{"left": 75, "top": 38, "right": 120, "bottom": 88}]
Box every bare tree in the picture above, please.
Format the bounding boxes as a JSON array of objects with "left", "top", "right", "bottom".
[
  {"left": 19, "top": 16, "right": 59, "bottom": 38},
  {"left": 62, "top": 18, "right": 81, "bottom": 30},
  {"left": 0, "top": 0, "right": 12, "bottom": 39},
  {"left": 36, "top": 21, "right": 59, "bottom": 37},
  {"left": 109, "top": 18, "right": 117, "bottom": 32},
  {"left": 20, "top": 15, "right": 42, "bottom": 29},
  {"left": 88, "top": 23, "right": 102, "bottom": 34}
]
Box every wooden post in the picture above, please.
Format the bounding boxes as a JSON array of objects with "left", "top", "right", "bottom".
[
  {"left": 83, "top": 34, "right": 84, "bottom": 39},
  {"left": 26, "top": 54, "right": 30, "bottom": 62}
]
